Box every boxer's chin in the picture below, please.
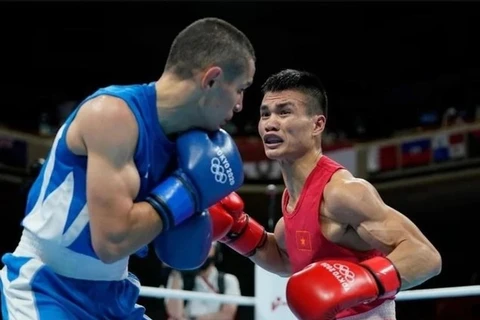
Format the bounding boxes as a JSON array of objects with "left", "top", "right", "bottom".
[{"left": 264, "top": 148, "right": 284, "bottom": 160}]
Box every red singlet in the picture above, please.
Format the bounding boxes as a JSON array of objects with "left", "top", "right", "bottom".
[{"left": 282, "top": 155, "right": 394, "bottom": 318}]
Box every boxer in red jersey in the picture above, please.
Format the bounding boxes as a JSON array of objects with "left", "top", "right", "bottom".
[{"left": 209, "top": 69, "right": 442, "bottom": 320}]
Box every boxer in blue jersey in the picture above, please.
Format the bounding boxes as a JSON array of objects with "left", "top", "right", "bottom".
[{"left": 0, "top": 17, "right": 255, "bottom": 320}]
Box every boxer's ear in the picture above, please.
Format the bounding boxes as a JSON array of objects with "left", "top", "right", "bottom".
[
  {"left": 312, "top": 114, "right": 326, "bottom": 137},
  {"left": 201, "top": 67, "right": 223, "bottom": 89}
]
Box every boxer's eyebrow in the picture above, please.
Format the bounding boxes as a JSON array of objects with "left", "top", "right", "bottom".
[
  {"left": 260, "top": 102, "right": 294, "bottom": 112},
  {"left": 274, "top": 102, "right": 295, "bottom": 111}
]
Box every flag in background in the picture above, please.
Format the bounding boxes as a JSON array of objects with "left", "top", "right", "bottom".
[
  {"left": 432, "top": 133, "right": 449, "bottom": 162},
  {"left": 401, "top": 138, "right": 431, "bottom": 167},
  {"left": 432, "top": 132, "right": 466, "bottom": 162},
  {"left": 448, "top": 133, "right": 466, "bottom": 159},
  {"left": 367, "top": 144, "right": 398, "bottom": 173}
]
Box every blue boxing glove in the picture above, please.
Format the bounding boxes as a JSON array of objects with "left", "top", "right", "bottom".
[
  {"left": 153, "top": 210, "right": 212, "bottom": 270},
  {"left": 145, "top": 129, "right": 243, "bottom": 232}
]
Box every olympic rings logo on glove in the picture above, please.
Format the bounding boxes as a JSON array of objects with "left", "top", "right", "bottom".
[
  {"left": 333, "top": 263, "right": 355, "bottom": 283},
  {"left": 320, "top": 261, "right": 356, "bottom": 291},
  {"left": 211, "top": 157, "right": 228, "bottom": 184}
]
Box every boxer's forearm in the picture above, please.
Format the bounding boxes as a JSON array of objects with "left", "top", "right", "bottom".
[
  {"left": 93, "top": 202, "right": 163, "bottom": 263},
  {"left": 250, "top": 233, "right": 291, "bottom": 277},
  {"left": 387, "top": 240, "right": 442, "bottom": 290}
]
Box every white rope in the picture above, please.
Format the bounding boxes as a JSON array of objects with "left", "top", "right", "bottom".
[
  {"left": 396, "top": 285, "right": 480, "bottom": 301},
  {"left": 139, "top": 286, "right": 256, "bottom": 306},
  {"left": 139, "top": 285, "right": 480, "bottom": 306}
]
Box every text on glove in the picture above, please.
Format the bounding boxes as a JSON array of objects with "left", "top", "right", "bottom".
[
  {"left": 211, "top": 146, "right": 236, "bottom": 186},
  {"left": 320, "top": 262, "right": 356, "bottom": 292}
]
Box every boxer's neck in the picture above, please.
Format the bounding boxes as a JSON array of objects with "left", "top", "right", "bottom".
[
  {"left": 154, "top": 73, "right": 204, "bottom": 135},
  {"left": 280, "top": 148, "right": 323, "bottom": 206}
]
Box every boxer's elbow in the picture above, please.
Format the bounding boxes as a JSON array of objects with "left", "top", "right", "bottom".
[
  {"left": 413, "top": 244, "right": 442, "bottom": 287},
  {"left": 427, "top": 247, "right": 442, "bottom": 277},
  {"left": 92, "top": 230, "right": 130, "bottom": 264},
  {"left": 90, "top": 212, "right": 134, "bottom": 263},
  {"left": 96, "top": 250, "right": 121, "bottom": 264},
  {"left": 417, "top": 241, "right": 442, "bottom": 278},
  {"left": 92, "top": 238, "right": 123, "bottom": 264},
  {"left": 414, "top": 244, "right": 442, "bottom": 288}
]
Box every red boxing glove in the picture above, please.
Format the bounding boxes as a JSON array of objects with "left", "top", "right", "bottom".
[
  {"left": 209, "top": 207, "right": 234, "bottom": 241},
  {"left": 286, "top": 257, "right": 401, "bottom": 320},
  {"left": 208, "top": 192, "right": 267, "bottom": 256}
]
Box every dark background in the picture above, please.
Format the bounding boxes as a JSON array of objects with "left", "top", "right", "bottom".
[
  {"left": 1, "top": 1, "right": 480, "bottom": 319},
  {"left": 2, "top": 2, "right": 480, "bottom": 139}
]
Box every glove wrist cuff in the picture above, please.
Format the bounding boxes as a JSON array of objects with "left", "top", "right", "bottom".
[
  {"left": 146, "top": 175, "right": 196, "bottom": 231},
  {"left": 361, "top": 256, "right": 401, "bottom": 299},
  {"left": 225, "top": 215, "right": 266, "bottom": 257}
]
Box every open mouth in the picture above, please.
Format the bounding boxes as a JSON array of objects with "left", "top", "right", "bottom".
[{"left": 263, "top": 134, "right": 284, "bottom": 147}]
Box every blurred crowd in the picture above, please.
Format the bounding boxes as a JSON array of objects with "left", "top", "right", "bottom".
[{"left": 6, "top": 92, "right": 478, "bottom": 151}]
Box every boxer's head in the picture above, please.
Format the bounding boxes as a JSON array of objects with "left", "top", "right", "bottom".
[
  {"left": 164, "top": 18, "right": 256, "bottom": 131},
  {"left": 258, "top": 69, "right": 328, "bottom": 161}
]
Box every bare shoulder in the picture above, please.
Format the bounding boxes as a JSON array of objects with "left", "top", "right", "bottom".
[
  {"left": 324, "top": 169, "right": 362, "bottom": 206},
  {"left": 323, "top": 170, "right": 382, "bottom": 222},
  {"left": 71, "top": 95, "right": 139, "bottom": 159},
  {"left": 75, "top": 95, "right": 138, "bottom": 136}
]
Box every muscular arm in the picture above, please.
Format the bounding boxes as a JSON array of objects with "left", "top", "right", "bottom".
[
  {"left": 76, "top": 96, "right": 163, "bottom": 263},
  {"left": 250, "top": 218, "right": 291, "bottom": 277},
  {"left": 326, "top": 176, "right": 442, "bottom": 290}
]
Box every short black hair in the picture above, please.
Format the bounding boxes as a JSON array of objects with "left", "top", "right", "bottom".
[
  {"left": 261, "top": 69, "right": 328, "bottom": 118},
  {"left": 165, "top": 17, "right": 255, "bottom": 82}
]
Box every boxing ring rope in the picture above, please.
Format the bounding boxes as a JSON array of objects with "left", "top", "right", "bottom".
[
  {"left": 140, "top": 286, "right": 256, "bottom": 306},
  {"left": 139, "top": 285, "right": 480, "bottom": 305}
]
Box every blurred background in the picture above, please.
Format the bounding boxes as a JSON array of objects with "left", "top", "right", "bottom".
[{"left": 1, "top": 1, "right": 479, "bottom": 319}]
